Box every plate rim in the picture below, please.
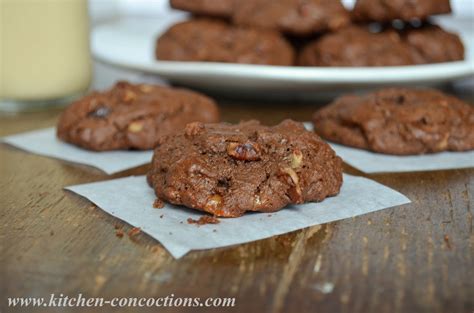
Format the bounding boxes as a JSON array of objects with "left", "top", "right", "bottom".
[{"left": 91, "top": 18, "right": 474, "bottom": 85}]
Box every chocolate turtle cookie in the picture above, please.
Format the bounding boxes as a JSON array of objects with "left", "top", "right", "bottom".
[
  {"left": 155, "top": 19, "right": 295, "bottom": 66},
  {"left": 352, "top": 0, "right": 451, "bottom": 22},
  {"left": 147, "top": 120, "right": 343, "bottom": 217},
  {"left": 170, "top": 0, "right": 234, "bottom": 17},
  {"left": 404, "top": 24, "right": 464, "bottom": 64},
  {"left": 298, "top": 24, "right": 464, "bottom": 66},
  {"left": 299, "top": 25, "right": 418, "bottom": 66},
  {"left": 57, "top": 81, "right": 220, "bottom": 151},
  {"left": 232, "top": 0, "right": 350, "bottom": 36},
  {"left": 312, "top": 88, "right": 474, "bottom": 155}
]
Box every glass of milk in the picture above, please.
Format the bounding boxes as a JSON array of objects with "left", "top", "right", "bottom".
[{"left": 0, "top": 0, "right": 92, "bottom": 112}]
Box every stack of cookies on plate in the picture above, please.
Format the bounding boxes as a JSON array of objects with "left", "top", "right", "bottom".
[{"left": 156, "top": 0, "right": 464, "bottom": 66}]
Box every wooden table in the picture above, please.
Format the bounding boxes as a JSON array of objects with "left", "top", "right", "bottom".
[{"left": 1, "top": 88, "right": 473, "bottom": 313}]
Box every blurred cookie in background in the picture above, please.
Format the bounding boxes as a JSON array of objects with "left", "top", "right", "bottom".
[
  {"left": 170, "top": 0, "right": 234, "bottom": 17},
  {"left": 404, "top": 24, "right": 465, "bottom": 63},
  {"left": 298, "top": 23, "right": 464, "bottom": 67},
  {"left": 156, "top": 19, "right": 295, "bottom": 65},
  {"left": 232, "top": 0, "right": 350, "bottom": 36},
  {"left": 57, "top": 81, "right": 220, "bottom": 151},
  {"left": 312, "top": 88, "right": 474, "bottom": 155},
  {"left": 352, "top": 0, "right": 451, "bottom": 22}
]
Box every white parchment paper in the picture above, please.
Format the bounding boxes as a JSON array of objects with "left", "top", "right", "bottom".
[
  {"left": 330, "top": 143, "right": 474, "bottom": 173},
  {"left": 303, "top": 122, "right": 474, "bottom": 173},
  {"left": 65, "top": 174, "right": 410, "bottom": 259},
  {"left": 2, "top": 128, "right": 153, "bottom": 174}
]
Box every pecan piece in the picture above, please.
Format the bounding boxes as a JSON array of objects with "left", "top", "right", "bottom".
[
  {"left": 436, "top": 133, "right": 449, "bottom": 150},
  {"left": 281, "top": 167, "right": 303, "bottom": 203},
  {"left": 227, "top": 142, "right": 261, "bottom": 161},
  {"left": 139, "top": 84, "right": 153, "bottom": 93},
  {"left": 128, "top": 121, "right": 143, "bottom": 132},
  {"left": 290, "top": 149, "right": 303, "bottom": 169},
  {"left": 123, "top": 90, "right": 137, "bottom": 102},
  {"left": 204, "top": 194, "right": 223, "bottom": 213},
  {"left": 185, "top": 122, "right": 205, "bottom": 137}
]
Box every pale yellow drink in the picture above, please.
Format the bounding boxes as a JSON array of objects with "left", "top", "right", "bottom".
[{"left": 0, "top": 0, "right": 91, "bottom": 104}]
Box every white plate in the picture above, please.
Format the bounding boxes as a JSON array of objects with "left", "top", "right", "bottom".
[{"left": 91, "top": 14, "right": 474, "bottom": 97}]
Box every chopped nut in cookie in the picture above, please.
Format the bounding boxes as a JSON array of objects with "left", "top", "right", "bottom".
[
  {"left": 226, "top": 142, "right": 261, "bottom": 161},
  {"left": 128, "top": 121, "right": 143, "bottom": 133}
]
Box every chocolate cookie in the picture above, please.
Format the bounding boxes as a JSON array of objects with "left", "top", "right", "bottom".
[
  {"left": 312, "top": 88, "right": 474, "bottom": 155},
  {"left": 404, "top": 24, "right": 465, "bottom": 64},
  {"left": 232, "top": 0, "right": 350, "bottom": 36},
  {"left": 57, "top": 81, "right": 220, "bottom": 151},
  {"left": 147, "top": 120, "right": 343, "bottom": 217},
  {"left": 299, "top": 25, "right": 418, "bottom": 66},
  {"left": 155, "top": 19, "right": 295, "bottom": 66},
  {"left": 170, "top": 0, "right": 234, "bottom": 17},
  {"left": 352, "top": 0, "right": 451, "bottom": 22},
  {"left": 298, "top": 24, "right": 464, "bottom": 66}
]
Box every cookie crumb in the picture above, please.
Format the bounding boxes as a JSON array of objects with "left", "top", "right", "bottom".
[
  {"left": 153, "top": 198, "right": 164, "bottom": 209},
  {"left": 187, "top": 216, "right": 220, "bottom": 225},
  {"left": 150, "top": 246, "right": 161, "bottom": 253},
  {"left": 444, "top": 234, "right": 452, "bottom": 250},
  {"left": 128, "top": 227, "right": 141, "bottom": 238},
  {"left": 115, "top": 229, "right": 124, "bottom": 238}
]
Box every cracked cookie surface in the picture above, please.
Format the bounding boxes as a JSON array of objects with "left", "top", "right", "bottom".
[
  {"left": 312, "top": 88, "right": 474, "bottom": 155},
  {"left": 147, "top": 120, "right": 343, "bottom": 217},
  {"left": 57, "top": 81, "right": 220, "bottom": 151},
  {"left": 298, "top": 24, "right": 464, "bottom": 67}
]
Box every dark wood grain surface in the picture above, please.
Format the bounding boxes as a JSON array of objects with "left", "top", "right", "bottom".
[{"left": 0, "top": 87, "right": 473, "bottom": 313}]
